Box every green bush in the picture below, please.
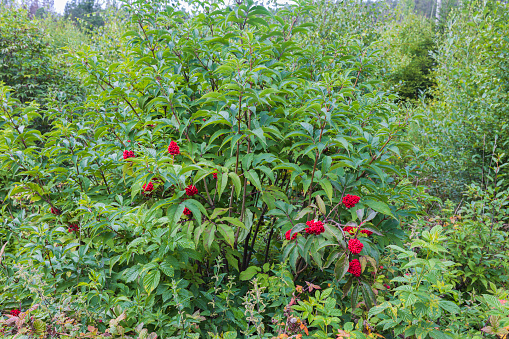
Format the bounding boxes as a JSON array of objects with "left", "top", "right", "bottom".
[
  {"left": 0, "top": 8, "right": 83, "bottom": 108},
  {"left": 379, "top": 12, "right": 436, "bottom": 101},
  {"left": 0, "top": 0, "right": 432, "bottom": 336},
  {"left": 1, "top": 1, "right": 508, "bottom": 338},
  {"left": 415, "top": 1, "right": 509, "bottom": 199}
]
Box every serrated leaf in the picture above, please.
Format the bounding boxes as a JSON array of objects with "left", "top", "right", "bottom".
[
  {"left": 143, "top": 270, "right": 160, "bottom": 295},
  {"left": 160, "top": 260, "right": 174, "bottom": 277},
  {"left": 240, "top": 266, "right": 260, "bottom": 281}
]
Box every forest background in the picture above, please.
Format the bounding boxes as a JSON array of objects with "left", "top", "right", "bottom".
[{"left": 1, "top": 0, "right": 509, "bottom": 338}]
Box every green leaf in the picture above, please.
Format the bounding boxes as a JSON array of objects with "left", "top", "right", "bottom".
[
  {"left": 203, "top": 225, "right": 216, "bottom": 251},
  {"left": 315, "top": 195, "right": 326, "bottom": 215},
  {"left": 364, "top": 199, "right": 393, "bottom": 218},
  {"left": 217, "top": 224, "right": 235, "bottom": 248},
  {"left": 324, "top": 224, "right": 345, "bottom": 248},
  {"left": 160, "top": 260, "right": 175, "bottom": 277},
  {"left": 143, "top": 270, "right": 160, "bottom": 295},
  {"left": 324, "top": 248, "right": 342, "bottom": 269},
  {"left": 217, "top": 172, "right": 229, "bottom": 199},
  {"left": 124, "top": 266, "right": 140, "bottom": 283},
  {"left": 351, "top": 283, "right": 359, "bottom": 312},
  {"left": 245, "top": 169, "right": 263, "bottom": 191},
  {"left": 439, "top": 300, "right": 460, "bottom": 314},
  {"left": 229, "top": 172, "right": 242, "bottom": 198},
  {"left": 251, "top": 127, "right": 266, "bottom": 146},
  {"left": 368, "top": 302, "right": 391, "bottom": 319},
  {"left": 319, "top": 178, "right": 333, "bottom": 202},
  {"left": 219, "top": 217, "right": 246, "bottom": 230},
  {"left": 240, "top": 266, "right": 260, "bottom": 281},
  {"left": 334, "top": 254, "right": 349, "bottom": 281},
  {"left": 361, "top": 283, "right": 373, "bottom": 309},
  {"left": 289, "top": 223, "right": 307, "bottom": 239}
]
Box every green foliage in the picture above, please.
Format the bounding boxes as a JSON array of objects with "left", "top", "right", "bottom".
[
  {"left": 1, "top": 0, "right": 508, "bottom": 338},
  {"left": 0, "top": 0, "right": 432, "bottom": 336},
  {"left": 380, "top": 12, "right": 436, "bottom": 100},
  {"left": 377, "top": 226, "right": 459, "bottom": 338},
  {"left": 430, "top": 161, "right": 509, "bottom": 294},
  {"left": 64, "top": 0, "right": 105, "bottom": 29},
  {"left": 414, "top": 0, "right": 509, "bottom": 199},
  {"left": 0, "top": 7, "right": 83, "bottom": 108}
]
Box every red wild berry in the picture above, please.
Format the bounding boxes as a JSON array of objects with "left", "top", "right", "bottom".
[
  {"left": 348, "top": 259, "right": 362, "bottom": 277},
  {"left": 127, "top": 140, "right": 131, "bottom": 142},
  {"left": 9, "top": 309, "right": 20, "bottom": 317},
  {"left": 50, "top": 207, "right": 61, "bottom": 215},
  {"left": 203, "top": 118, "right": 206, "bottom": 121},
  {"left": 183, "top": 207, "right": 192, "bottom": 216},
  {"left": 148, "top": 124, "right": 155, "bottom": 128},
  {"left": 143, "top": 182, "right": 154, "bottom": 193},
  {"left": 384, "top": 284, "right": 391, "bottom": 290},
  {"left": 67, "top": 224, "right": 79, "bottom": 233},
  {"left": 212, "top": 172, "right": 218, "bottom": 179},
  {"left": 348, "top": 238, "right": 364, "bottom": 254},
  {"left": 342, "top": 194, "right": 360, "bottom": 209},
  {"left": 285, "top": 229, "right": 298, "bottom": 240},
  {"left": 343, "top": 226, "right": 357, "bottom": 235},
  {"left": 360, "top": 229, "right": 373, "bottom": 236},
  {"left": 305, "top": 220, "right": 325, "bottom": 235},
  {"left": 168, "top": 141, "right": 180, "bottom": 155},
  {"left": 123, "top": 150, "right": 135, "bottom": 159},
  {"left": 185, "top": 185, "right": 198, "bottom": 197}
]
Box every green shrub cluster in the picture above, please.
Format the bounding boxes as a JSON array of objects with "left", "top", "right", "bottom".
[
  {"left": 378, "top": 12, "right": 436, "bottom": 101},
  {"left": 414, "top": 1, "right": 509, "bottom": 199},
  {"left": 0, "top": 1, "right": 508, "bottom": 338}
]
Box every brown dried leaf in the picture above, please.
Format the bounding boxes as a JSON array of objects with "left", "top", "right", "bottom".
[{"left": 116, "top": 311, "right": 126, "bottom": 323}]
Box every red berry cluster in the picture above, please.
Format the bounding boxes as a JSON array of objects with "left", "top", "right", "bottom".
[
  {"left": 343, "top": 226, "right": 356, "bottom": 234},
  {"left": 212, "top": 172, "right": 218, "bottom": 179},
  {"left": 305, "top": 220, "right": 324, "bottom": 235},
  {"left": 68, "top": 224, "right": 79, "bottom": 233},
  {"left": 348, "top": 238, "right": 364, "bottom": 254},
  {"left": 9, "top": 309, "right": 20, "bottom": 317},
  {"left": 342, "top": 194, "right": 360, "bottom": 209},
  {"left": 185, "top": 185, "right": 198, "bottom": 197},
  {"left": 168, "top": 141, "right": 180, "bottom": 155},
  {"left": 348, "top": 259, "right": 362, "bottom": 277},
  {"left": 142, "top": 182, "right": 154, "bottom": 193},
  {"left": 50, "top": 207, "right": 61, "bottom": 215},
  {"left": 285, "top": 229, "right": 297, "bottom": 241},
  {"left": 183, "top": 207, "right": 192, "bottom": 216},
  {"left": 343, "top": 226, "right": 372, "bottom": 236},
  {"left": 123, "top": 150, "right": 135, "bottom": 159}
]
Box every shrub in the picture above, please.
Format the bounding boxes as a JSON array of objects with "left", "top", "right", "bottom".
[
  {"left": 415, "top": 1, "right": 509, "bottom": 199},
  {"left": 0, "top": 7, "right": 83, "bottom": 108},
  {"left": 379, "top": 12, "right": 436, "bottom": 101},
  {"left": 1, "top": 0, "right": 433, "bottom": 336}
]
